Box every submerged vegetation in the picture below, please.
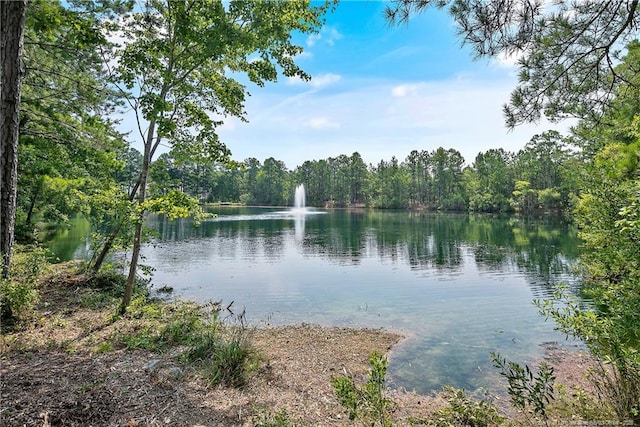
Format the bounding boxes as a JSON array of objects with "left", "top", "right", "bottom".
[
  {"left": 0, "top": 263, "right": 632, "bottom": 425},
  {"left": 1, "top": 0, "right": 639, "bottom": 425}
]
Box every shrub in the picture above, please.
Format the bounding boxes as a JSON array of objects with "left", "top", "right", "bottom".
[
  {"left": 0, "top": 246, "right": 48, "bottom": 326},
  {"left": 182, "top": 311, "right": 258, "bottom": 387},
  {"left": 332, "top": 351, "right": 395, "bottom": 427},
  {"left": 536, "top": 285, "right": 640, "bottom": 423},
  {"left": 253, "top": 408, "right": 294, "bottom": 427},
  {"left": 491, "top": 352, "right": 555, "bottom": 426},
  {"left": 110, "top": 298, "right": 258, "bottom": 388}
]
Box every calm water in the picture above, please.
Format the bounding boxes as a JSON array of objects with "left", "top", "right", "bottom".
[{"left": 49, "top": 208, "right": 583, "bottom": 394}]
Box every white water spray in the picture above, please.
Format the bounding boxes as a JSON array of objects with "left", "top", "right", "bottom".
[{"left": 294, "top": 184, "right": 306, "bottom": 210}]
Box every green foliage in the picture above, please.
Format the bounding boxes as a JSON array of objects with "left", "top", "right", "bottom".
[
  {"left": 332, "top": 351, "right": 395, "bottom": 427},
  {"left": 17, "top": 0, "right": 128, "bottom": 242},
  {"left": 0, "top": 278, "right": 39, "bottom": 325},
  {"left": 107, "top": 0, "right": 334, "bottom": 312},
  {"left": 0, "top": 246, "right": 48, "bottom": 325},
  {"left": 556, "top": 49, "right": 640, "bottom": 422},
  {"left": 251, "top": 157, "right": 288, "bottom": 206},
  {"left": 491, "top": 352, "right": 555, "bottom": 425},
  {"left": 553, "top": 384, "right": 615, "bottom": 422},
  {"left": 186, "top": 330, "right": 256, "bottom": 387},
  {"left": 181, "top": 311, "right": 257, "bottom": 387},
  {"left": 110, "top": 297, "right": 257, "bottom": 388},
  {"left": 79, "top": 268, "right": 146, "bottom": 309},
  {"left": 536, "top": 287, "right": 640, "bottom": 423},
  {"left": 467, "top": 149, "right": 514, "bottom": 213},
  {"left": 151, "top": 137, "right": 583, "bottom": 215},
  {"left": 141, "top": 190, "right": 210, "bottom": 223},
  {"left": 432, "top": 386, "right": 504, "bottom": 427}
]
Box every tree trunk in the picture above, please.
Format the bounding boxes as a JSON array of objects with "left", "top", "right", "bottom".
[
  {"left": 1, "top": 0, "right": 27, "bottom": 279},
  {"left": 89, "top": 176, "right": 143, "bottom": 273},
  {"left": 89, "top": 221, "right": 123, "bottom": 272},
  {"left": 120, "top": 118, "right": 156, "bottom": 313}
]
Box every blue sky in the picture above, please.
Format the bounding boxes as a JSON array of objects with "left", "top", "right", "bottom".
[{"left": 132, "top": 1, "right": 573, "bottom": 169}]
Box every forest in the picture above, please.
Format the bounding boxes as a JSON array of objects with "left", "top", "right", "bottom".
[
  {"left": 1, "top": 0, "right": 639, "bottom": 425},
  {"left": 142, "top": 130, "right": 580, "bottom": 213}
]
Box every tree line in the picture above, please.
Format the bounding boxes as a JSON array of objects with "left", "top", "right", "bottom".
[
  {"left": 137, "top": 129, "right": 580, "bottom": 214},
  {"left": 1, "top": 1, "right": 638, "bottom": 420}
]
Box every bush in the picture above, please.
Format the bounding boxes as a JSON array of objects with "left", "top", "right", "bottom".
[
  {"left": 0, "top": 246, "right": 48, "bottom": 326},
  {"left": 332, "top": 351, "right": 395, "bottom": 427},
  {"left": 491, "top": 352, "right": 555, "bottom": 426},
  {"left": 0, "top": 277, "right": 39, "bottom": 325},
  {"left": 182, "top": 310, "right": 258, "bottom": 387},
  {"left": 536, "top": 286, "right": 640, "bottom": 423},
  {"left": 253, "top": 408, "right": 295, "bottom": 427}
]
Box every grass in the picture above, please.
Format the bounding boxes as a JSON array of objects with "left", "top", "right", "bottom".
[
  {"left": 109, "top": 297, "right": 259, "bottom": 387},
  {"left": 2, "top": 260, "right": 260, "bottom": 389},
  {"left": 2, "top": 261, "right": 623, "bottom": 426}
]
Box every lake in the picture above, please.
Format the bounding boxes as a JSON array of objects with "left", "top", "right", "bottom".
[{"left": 49, "top": 208, "right": 583, "bottom": 395}]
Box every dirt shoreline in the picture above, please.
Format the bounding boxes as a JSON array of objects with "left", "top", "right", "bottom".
[
  {"left": 0, "top": 324, "right": 598, "bottom": 427},
  {"left": 1, "top": 322, "right": 439, "bottom": 426},
  {"left": 0, "top": 270, "right": 600, "bottom": 426}
]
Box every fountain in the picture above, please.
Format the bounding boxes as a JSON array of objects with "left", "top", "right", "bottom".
[{"left": 293, "top": 184, "right": 306, "bottom": 211}]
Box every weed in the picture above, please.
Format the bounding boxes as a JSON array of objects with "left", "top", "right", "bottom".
[
  {"left": 79, "top": 289, "right": 119, "bottom": 309},
  {"left": 432, "top": 386, "right": 504, "bottom": 427},
  {"left": 113, "top": 325, "right": 158, "bottom": 350},
  {"left": 108, "top": 296, "right": 258, "bottom": 388},
  {"left": 158, "top": 303, "right": 208, "bottom": 346},
  {"left": 588, "top": 360, "right": 640, "bottom": 424},
  {"left": 332, "top": 350, "right": 395, "bottom": 427},
  {"left": 0, "top": 246, "right": 48, "bottom": 326},
  {"left": 125, "top": 295, "right": 162, "bottom": 319},
  {"left": 182, "top": 311, "right": 258, "bottom": 387},
  {"left": 61, "top": 339, "right": 77, "bottom": 354},
  {"left": 76, "top": 380, "right": 105, "bottom": 394},
  {"left": 0, "top": 278, "right": 38, "bottom": 325},
  {"left": 253, "top": 408, "right": 295, "bottom": 427},
  {"left": 156, "top": 285, "right": 174, "bottom": 294},
  {"left": 491, "top": 352, "right": 555, "bottom": 426},
  {"left": 536, "top": 286, "right": 640, "bottom": 423},
  {"left": 88, "top": 269, "right": 127, "bottom": 292},
  {"left": 554, "top": 383, "right": 614, "bottom": 421},
  {"left": 94, "top": 341, "right": 113, "bottom": 354}
]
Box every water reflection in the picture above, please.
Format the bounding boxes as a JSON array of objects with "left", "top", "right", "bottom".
[
  {"left": 46, "top": 209, "right": 583, "bottom": 394},
  {"left": 294, "top": 213, "right": 305, "bottom": 241}
]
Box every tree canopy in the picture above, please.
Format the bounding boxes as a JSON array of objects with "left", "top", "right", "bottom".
[
  {"left": 386, "top": 0, "right": 640, "bottom": 127},
  {"left": 105, "top": 0, "right": 334, "bottom": 311}
]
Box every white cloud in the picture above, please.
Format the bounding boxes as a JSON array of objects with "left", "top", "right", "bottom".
[
  {"left": 306, "top": 33, "right": 322, "bottom": 47},
  {"left": 306, "top": 26, "right": 343, "bottom": 48},
  {"left": 325, "top": 28, "right": 343, "bottom": 46},
  {"left": 494, "top": 50, "right": 525, "bottom": 68},
  {"left": 391, "top": 84, "right": 420, "bottom": 97},
  {"left": 306, "top": 117, "right": 341, "bottom": 129},
  {"left": 311, "top": 73, "right": 342, "bottom": 87},
  {"left": 216, "top": 74, "right": 574, "bottom": 169},
  {"left": 287, "top": 73, "right": 341, "bottom": 88}
]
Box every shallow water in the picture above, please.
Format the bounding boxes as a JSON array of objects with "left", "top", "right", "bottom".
[
  {"left": 144, "top": 208, "right": 583, "bottom": 394},
  {"left": 49, "top": 208, "right": 583, "bottom": 394}
]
